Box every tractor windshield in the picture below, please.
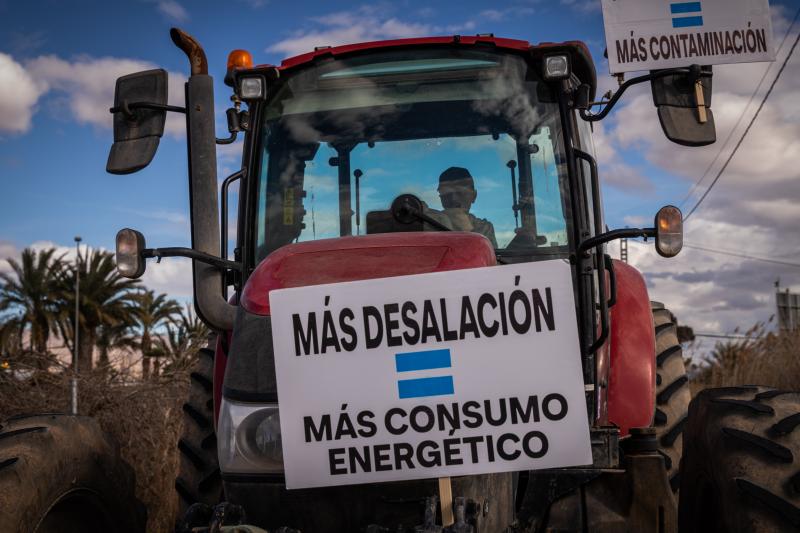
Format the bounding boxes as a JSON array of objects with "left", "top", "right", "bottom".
[{"left": 254, "top": 48, "right": 571, "bottom": 262}]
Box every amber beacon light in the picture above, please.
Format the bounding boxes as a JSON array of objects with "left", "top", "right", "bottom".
[{"left": 227, "top": 49, "right": 254, "bottom": 71}]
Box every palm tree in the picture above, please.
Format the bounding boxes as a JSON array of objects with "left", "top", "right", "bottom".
[
  {"left": 177, "top": 304, "right": 210, "bottom": 344},
  {"left": 56, "top": 249, "right": 139, "bottom": 374},
  {"left": 0, "top": 317, "right": 24, "bottom": 363},
  {"left": 133, "top": 289, "right": 181, "bottom": 379},
  {"left": 95, "top": 321, "right": 138, "bottom": 376},
  {"left": 0, "top": 248, "right": 65, "bottom": 367},
  {"left": 157, "top": 305, "right": 210, "bottom": 374}
]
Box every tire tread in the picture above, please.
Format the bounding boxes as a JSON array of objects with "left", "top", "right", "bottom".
[
  {"left": 651, "top": 303, "right": 690, "bottom": 496},
  {"left": 176, "top": 337, "right": 224, "bottom": 516},
  {"left": 679, "top": 386, "right": 800, "bottom": 532}
]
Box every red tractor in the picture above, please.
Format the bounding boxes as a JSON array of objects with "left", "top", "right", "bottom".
[{"left": 3, "top": 25, "right": 798, "bottom": 533}]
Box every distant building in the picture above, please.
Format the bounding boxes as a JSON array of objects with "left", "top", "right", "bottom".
[{"left": 776, "top": 287, "right": 800, "bottom": 332}]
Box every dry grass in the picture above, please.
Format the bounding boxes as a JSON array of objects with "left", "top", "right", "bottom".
[
  {"left": 687, "top": 324, "right": 800, "bottom": 395},
  {"left": 0, "top": 353, "right": 191, "bottom": 533}
]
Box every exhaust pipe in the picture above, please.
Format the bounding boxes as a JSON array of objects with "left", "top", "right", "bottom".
[{"left": 171, "top": 28, "right": 236, "bottom": 331}]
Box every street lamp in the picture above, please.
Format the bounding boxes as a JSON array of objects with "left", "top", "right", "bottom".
[{"left": 71, "top": 236, "right": 81, "bottom": 415}]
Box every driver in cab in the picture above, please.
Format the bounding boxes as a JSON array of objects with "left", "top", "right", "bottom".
[{"left": 425, "top": 166, "right": 497, "bottom": 248}]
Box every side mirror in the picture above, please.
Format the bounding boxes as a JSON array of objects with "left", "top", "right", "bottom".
[
  {"left": 116, "top": 228, "right": 147, "bottom": 279},
  {"left": 107, "top": 69, "right": 168, "bottom": 175},
  {"left": 651, "top": 65, "right": 715, "bottom": 147},
  {"left": 654, "top": 205, "right": 683, "bottom": 258}
]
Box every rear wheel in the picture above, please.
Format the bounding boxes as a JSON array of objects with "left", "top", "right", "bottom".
[
  {"left": 651, "top": 302, "right": 690, "bottom": 493},
  {"left": 0, "top": 413, "right": 145, "bottom": 533},
  {"left": 679, "top": 386, "right": 800, "bottom": 532},
  {"left": 175, "top": 342, "right": 223, "bottom": 516}
]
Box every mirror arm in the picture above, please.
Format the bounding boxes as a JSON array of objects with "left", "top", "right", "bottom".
[
  {"left": 577, "top": 228, "right": 655, "bottom": 257},
  {"left": 109, "top": 100, "right": 186, "bottom": 118},
  {"left": 142, "top": 247, "right": 242, "bottom": 272},
  {"left": 216, "top": 132, "right": 238, "bottom": 145},
  {"left": 578, "top": 65, "right": 711, "bottom": 122}
]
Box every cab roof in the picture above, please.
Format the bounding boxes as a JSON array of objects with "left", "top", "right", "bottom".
[{"left": 252, "top": 35, "right": 597, "bottom": 98}]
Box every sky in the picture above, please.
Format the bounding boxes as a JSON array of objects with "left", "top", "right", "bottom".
[{"left": 1, "top": 0, "right": 799, "bottom": 345}]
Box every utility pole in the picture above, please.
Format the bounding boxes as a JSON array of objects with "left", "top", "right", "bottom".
[
  {"left": 620, "top": 238, "right": 628, "bottom": 263},
  {"left": 71, "top": 236, "right": 81, "bottom": 415}
]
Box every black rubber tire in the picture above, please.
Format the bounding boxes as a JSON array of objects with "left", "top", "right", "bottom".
[
  {"left": 175, "top": 343, "right": 223, "bottom": 516},
  {"left": 0, "top": 413, "right": 145, "bottom": 533},
  {"left": 652, "top": 302, "right": 690, "bottom": 493},
  {"left": 679, "top": 386, "right": 800, "bottom": 532}
]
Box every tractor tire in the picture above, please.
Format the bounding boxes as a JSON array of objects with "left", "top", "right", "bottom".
[
  {"left": 0, "top": 413, "right": 145, "bottom": 533},
  {"left": 652, "top": 302, "right": 690, "bottom": 493},
  {"left": 679, "top": 386, "right": 800, "bottom": 532},
  {"left": 175, "top": 342, "right": 223, "bottom": 516}
]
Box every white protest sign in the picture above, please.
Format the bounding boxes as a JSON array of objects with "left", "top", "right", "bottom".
[
  {"left": 269, "top": 260, "right": 592, "bottom": 489},
  {"left": 601, "top": 0, "right": 775, "bottom": 73}
]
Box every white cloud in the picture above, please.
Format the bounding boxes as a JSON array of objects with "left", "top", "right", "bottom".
[
  {"left": 266, "top": 5, "right": 481, "bottom": 58},
  {"left": 140, "top": 256, "right": 194, "bottom": 299},
  {"left": 268, "top": 8, "right": 433, "bottom": 57},
  {"left": 0, "top": 53, "right": 45, "bottom": 133},
  {"left": 0, "top": 241, "right": 19, "bottom": 274},
  {"left": 591, "top": 120, "right": 653, "bottom": 192},
  {"left": 622, "top": 215, "right": 648, "bottom": 226},
  {"left": 25, "top": 55, "right": 187, "bottom": 137},
  {"left": 597, "top": 8, "right": 800, "bottom": 335},
  {"left": 156, "top": 0, "right": 189, "bottom": 22}
]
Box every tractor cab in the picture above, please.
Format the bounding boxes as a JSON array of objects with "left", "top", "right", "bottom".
[{"left": 250, "top": 44, "right": 574, "bottom": 263}]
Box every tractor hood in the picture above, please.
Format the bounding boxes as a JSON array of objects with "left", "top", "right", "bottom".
[{"left": 240, "top": 232, "right": 496, "bottom": 316}]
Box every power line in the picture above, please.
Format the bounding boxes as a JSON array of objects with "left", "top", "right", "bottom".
[
  {"left": 683, "top": 28, "right": 800, "bottom": 222},
  {"left": 679, "top": 7, "right": 800, "bottom": 208},
  {"left": 683, "top": 243, "right": 800, "bottom": 269}
]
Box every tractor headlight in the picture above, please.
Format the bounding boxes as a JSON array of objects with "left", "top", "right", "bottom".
[
  {"left": 543, "top": 54, "right": 570, "bottom": 80},
  {"left": 238, "top": 76, "right": 265, "bottom": 100},
  {"left": 217, "top": 398, "right": 284, "bottom": 474}
]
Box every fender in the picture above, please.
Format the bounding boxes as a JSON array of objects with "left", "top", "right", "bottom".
[{"left": 607, "top": 259, "right": 656, "bottom": 436}]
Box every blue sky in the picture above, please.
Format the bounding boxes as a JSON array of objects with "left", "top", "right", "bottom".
[{"left": 1, "top": 0, "right": 799, "bottom": 338}]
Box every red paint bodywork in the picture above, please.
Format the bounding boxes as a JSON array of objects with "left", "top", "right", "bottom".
[
  {"left": 241, "top": 232, "right": 496, "bottom": 316},
  {"left": 607, "top": 260, "right": 656, "bottom": 436},
  {"left": 277, "top": 36, "right": 531, "bottom": 70}
]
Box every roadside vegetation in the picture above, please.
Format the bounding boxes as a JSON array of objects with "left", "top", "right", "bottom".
[
  {"left": 0, "top": 246, "right": 209, "bottom": 532},
  {"left": 686, "top": 320, "right": 800, "bottom": 394}
]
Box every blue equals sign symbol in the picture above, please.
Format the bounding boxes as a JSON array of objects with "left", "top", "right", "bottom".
[
  {"left": 395, "top": 349, "right": 454, "bottom": 399},
  {"left": 671, "top": 2, "right": 703, "bottom": 28}
]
